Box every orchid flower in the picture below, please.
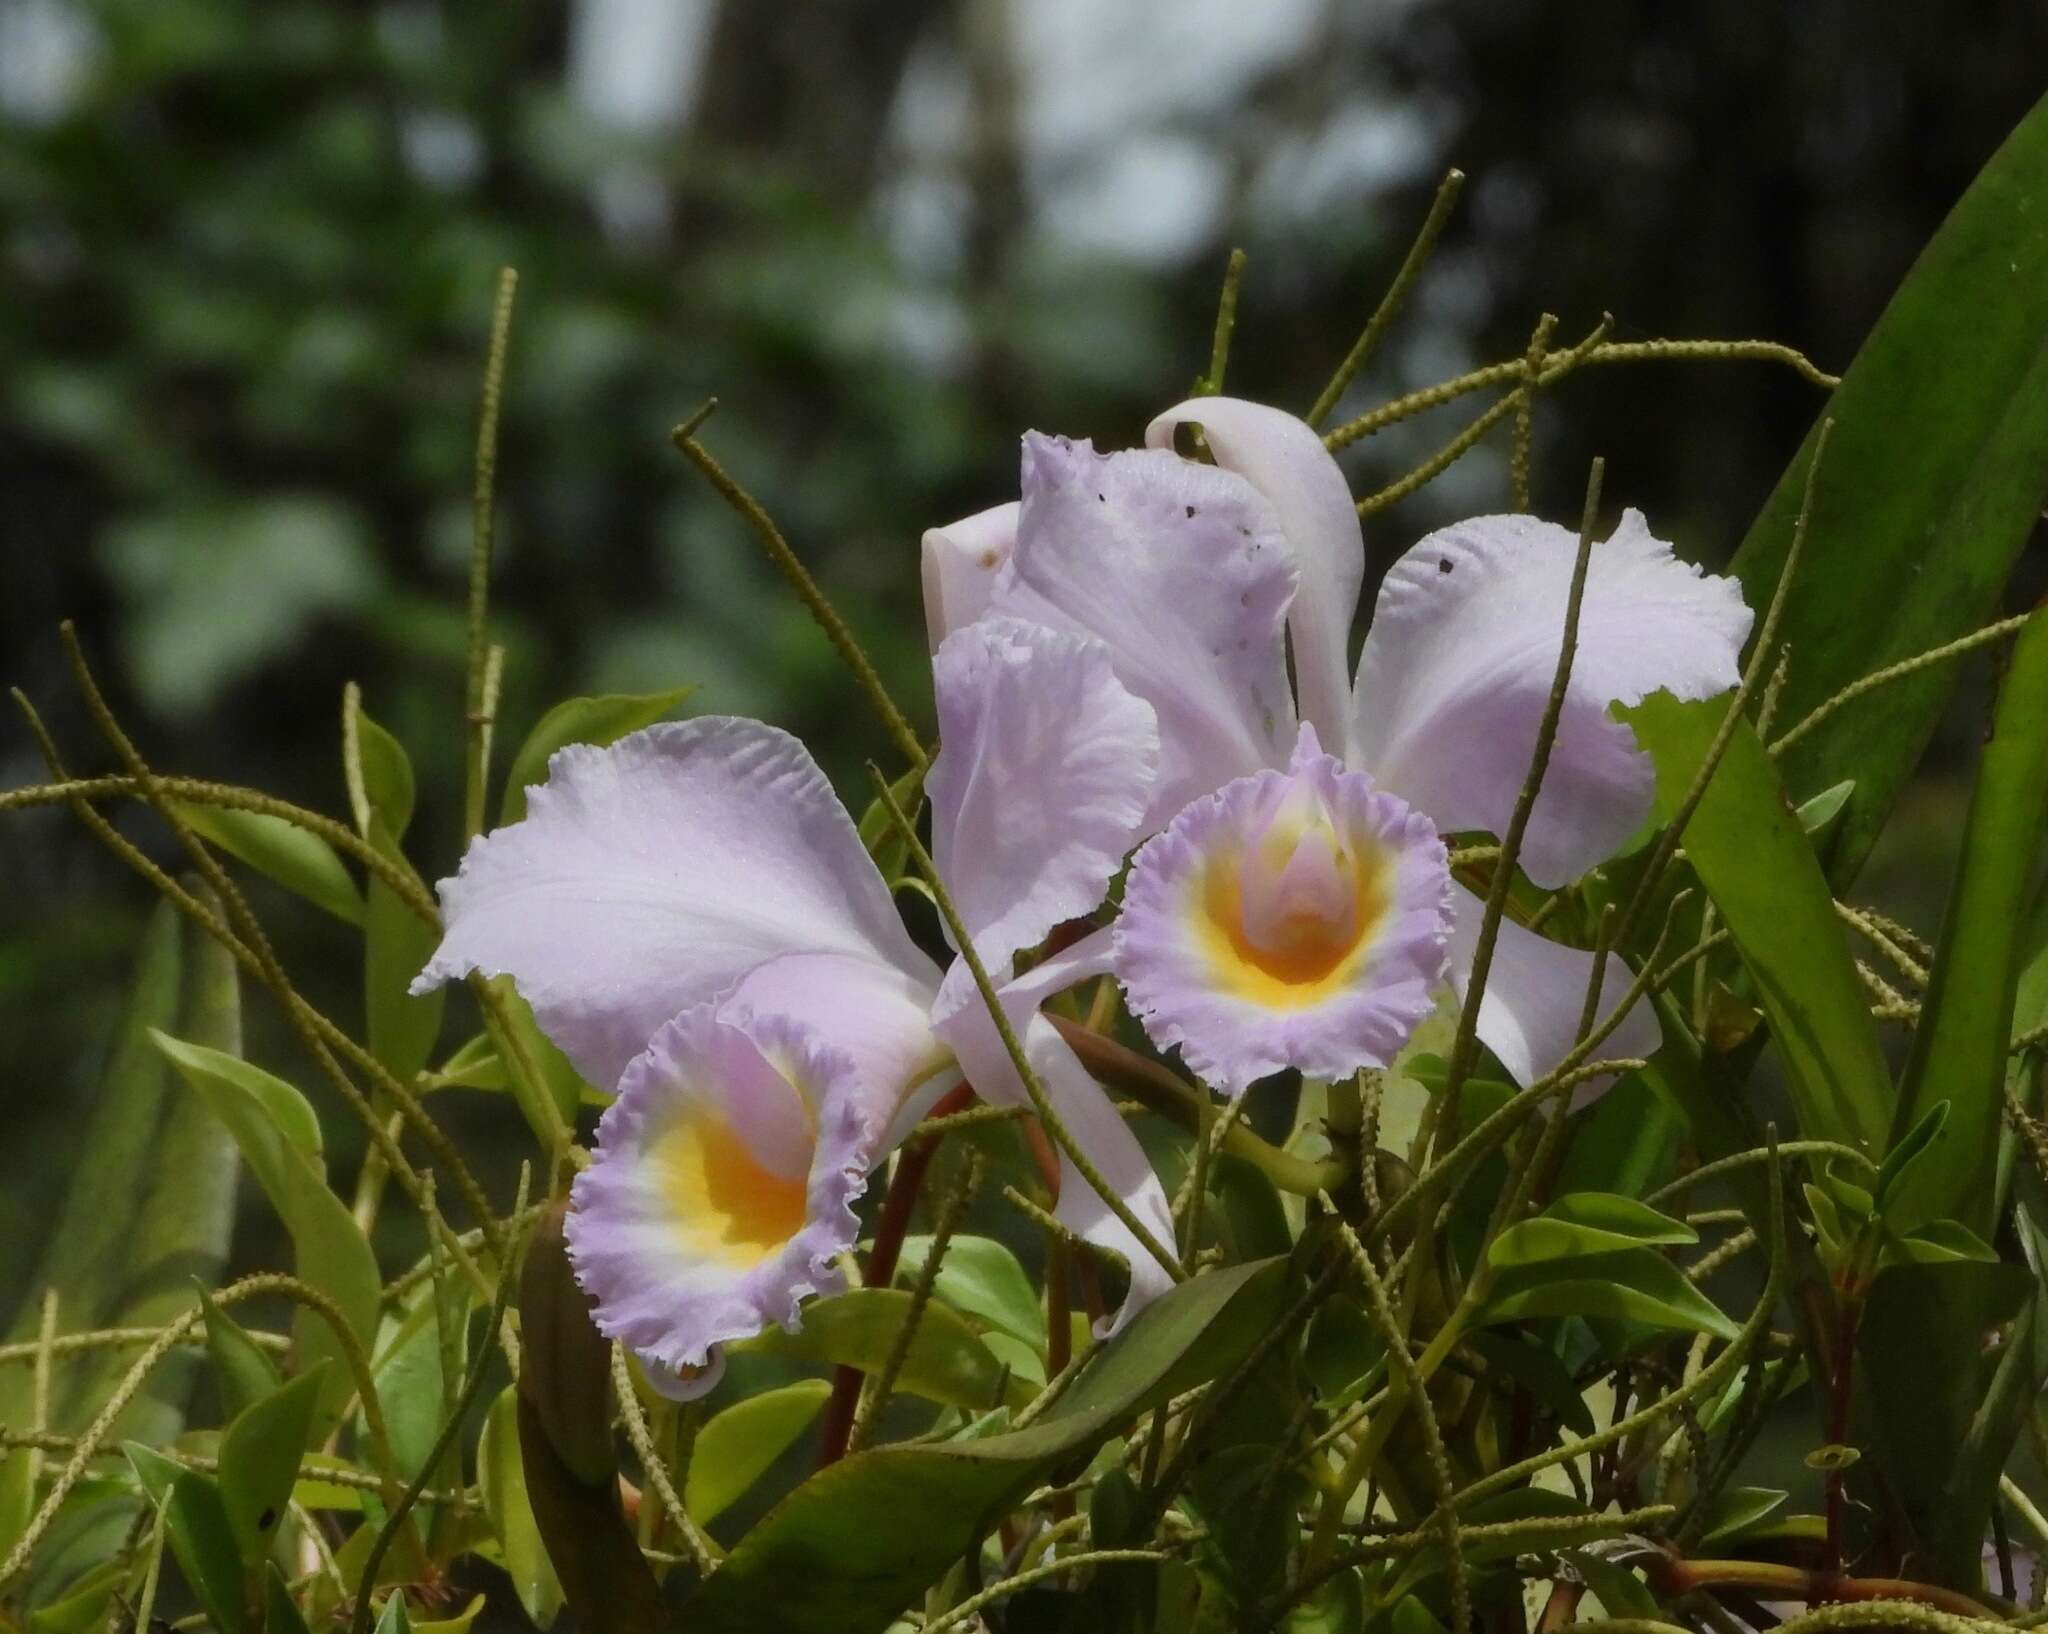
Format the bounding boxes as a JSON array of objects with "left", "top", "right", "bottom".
[
  {"left": 413, "top": 616, "right": 1177, "bottom": 1394},
  {"left": 923, "top": 401, "right": 1752, "bottom": 1097}
]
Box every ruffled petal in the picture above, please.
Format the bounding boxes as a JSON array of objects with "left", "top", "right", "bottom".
[
  {"left": 563, "top": 1005, "right": 876, "bottom": 1390},
  {"left": 921, "top": 502, "right": 1018, "bottom": 653},
  {"left": 932, "top": 935, "right": 1178, "bottom": 1334},
  {"left": 1351, "top": 511, "right": 1753, "bottom": 887},
  {"left": 929, "top": 617, "right": 1158, "bottom": 973},
  {"left": 988, "top": 432, "right": 1297, "bottom": 825},
  {"left": 717, "top": 950, "right": 959, "bottom": 1153},
  {"left": 1445, "top": 882, "right": 1663, "bottom": 1097},
  {"left": 1115, "top": 724, "right": 1452, "bottom": 1097},
  {"left": 414, "top": 718, "right": 941, "bottom": 1090},
  {"left": 1146, "top": 398, "right": 1365, "bottom": 757}
]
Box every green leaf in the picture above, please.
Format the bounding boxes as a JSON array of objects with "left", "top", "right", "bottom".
[
  {"left": 499, "top": 688, "right": 695, "bottom": 826},
  {"left": 373, "top": 1587, "right": 411, "bottom": 1634},
  {"left": 476, "top": 1387, "right": 563, "bottom": 1631},
  {"left": 200, "top": 1288, "right": 286, "bottom": 1420},
  {"left": 1695, "top": 1486, "right": 1789, "bottom": 1548},
  {"left": 1860, "top": 1257, "right": 2035, "bottom": 1584},
  {"left": 681, "top": 1258, "right": 1289, "bottom": 1634},
  {"left": 1887, "top": 613, "right": 2048, "bottom": 1235},
  {"left": 126, "top": 1447, "right": 246, "bottom": 1634},
  {"left": 412, "top": 1594, "right": 485, "bottom": 1634},
  {"left": 896, "top": 1234, "right": 1045, "bottom": 1349},
  {"left": 0, "top": 1448, "right": 33, "bottom": 1568},
  {"left": 264, "top": 1564, "right": 313, "bottom": 1634},
  {"left": 218, "top": 1366, "right": 326, "bottom": 1568},
  {"left": 1891, "top": 1219, "right": 2000, "bottom": 1265},
  {"left": 343, "top": 688, "right": 416, "bottom": 839},
  {"left": 737, "top": 1288, "right": 1034, "bottom": 1411},
  {"left": 1536, "top": 1192, "right": 1697, "bottom": 1247},
  {"left": 152, "top": 1035, "right": 381, "bottom": 1436},
  {"left": 686, "top": 1380, "right": 833, "bottom": 1525},
  {"left": 1300, "top": 1297, "right": 1387, "bottom": 1412},
  {"left": 172, "top": 803, "right": 364, "bottom": 925},
  {"left": 1479, "top": 1247, "right": 1740, "bottom": 1340},
  {"left": 1624, "top": 694, "right": 1892, "bottom": 1156},
  {"left": 25, "top": 1561, "right": 126, "bottom": 1634},
  {"left": 1565, "top": 1550, "right": 1659, "bottom": 1619},
  {"left": 1730, "top": 90, "right": 2048, "bottom": 882},
  {"left": 3, "top": 891, "right": 240, "bottom": 1450},
  {"left": 1875, "top": 1100, "right": 1951, "bottom": 1208}
]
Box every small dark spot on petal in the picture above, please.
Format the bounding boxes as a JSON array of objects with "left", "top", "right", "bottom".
[
  {"left": 1097, "top": 493, "right": 1106, "bottom": 503},
  {"left": 1185, "top": 504, "right": 1196, "bottom": 518},
  {"left": 1438, "top": 556, "right": 1454, "bottom": 574}
]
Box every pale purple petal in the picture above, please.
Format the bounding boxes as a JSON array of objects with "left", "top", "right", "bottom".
[
  {"left": 1445, "top": 882, "right": 1663, "bottom": 1097},
  {"left": 987, "top": 433, "right": 1297, "bottom": 825},
  {"left": 932, "top": 942, "right": 1178, "bottom": 1334},
  {"left": 1146, "top": 398, "right": 1365, "bottom": 757},
  {"left": 717, "top": 950, "right": 959, "bottom": 1152},
  {"left": 1351, "top": 511, "right": 1753, "bottom": 887},
  {"left": 929, "top": 617, "right": 1158, "bottom": 973},
  {"left": 921, "top": 502, "right": 1018, "bottom": 654},
  {"left": 414, "top": 718, "right": 941, "bottom": 1090},
  {"left": 564, "top": 1005, "right": 876, "bottom": 1386},
  {"left": 1115, "top": 725, "right": 1452, "bottom": 1097}
]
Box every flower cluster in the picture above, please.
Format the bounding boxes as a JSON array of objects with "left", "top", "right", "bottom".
[{"left": 413, "top": 395, "right": 1751, "bottom": 1393}]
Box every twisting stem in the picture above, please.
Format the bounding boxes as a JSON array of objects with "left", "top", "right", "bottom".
[
  {"left": 816, "top": 1083, "right": 974, "bottom": 1467},
  {"left": 1307, "top": 167, "right": 1466, "bottom": 428},
  {"left": 676, "top": 413, "right": 927, "bottom": 775},
  {"left": 869, "top": 768, "right": 1182, "bottom": 1282},
  {"left": 464, "top": 266, "right": 519, "bottom": 840}
]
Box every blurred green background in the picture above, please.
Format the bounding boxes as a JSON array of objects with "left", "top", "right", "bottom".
[{"left": 5, "top": 1, "right": 2047, "bottom": 1317}]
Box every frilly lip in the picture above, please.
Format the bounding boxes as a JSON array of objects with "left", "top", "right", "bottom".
[
  {"left": 563, "top": 1003, "right": 879, "bottom": 1378},
  {"left": 1114, "top": 725, "right": 1453, "bottom": 1097}
]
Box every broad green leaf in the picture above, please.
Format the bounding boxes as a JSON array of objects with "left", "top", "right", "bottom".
[
  {"left": 1890, "top": 1219, "right": 1999, "bottom": 1265},
  {"left": 1695, "top": 1486, "right": 1788, "bottom": 1548},
  {"left": 476, "top": 1387, "right": 562, "bottom": 1630},
  {"left": 125, "top": 1447, "right": 245, "bottom": 1634},
  {"left": 1553, "top": 1078, "right": 1681, "bottom": 1202},
  {"left": 895, "top": 1234, "right": 1044, "bottom": 1348},
  {"left": 1300, "top": 1297, "right": 1386, "bottom": 1411},
  {"left": 25, "top": 1561, "right": 125, "bottom": 1634},
  {"left": 1730, "top": 90, "right": 2048, "bottom": 881},
  {"left": 1938, "top": 1284, "right": 2048, "bottom": 1584},
  {"left": 343, "top": 687, "right": 416, "bottom": 839},
  {"left": 1536, "top": 1192, "right": 1697, "bottom": 1247},
  {"left": 373, "top": 1587, "right": 411, "bottom": 1634},
  {"left": 0, "top": 1449, "right": 33, "bottom": 1568},
  {"left": 1564, "top": 1550, "right": 1659, "bottom": 1619},
  {"left": 367, "top": 1275, "right": 471, "bottom": 1485},
  {"left": 413, "top": 1595, "right": 485, "bottom": 1634},
  {"left": 737, "top": 1288, "right": 1034, "bottom": 1411},
  {"left": 482, "top": 977, "right": 584, "bottom": 1138},
  {"left": 290, "top": 1453, "right": 375, "bottom": 1513},
  {"left": 1487, "top": 1215, "right": 1686, "bottom": 1271},
  {"left": 686, "top": 1380, "right": 833, "bottom": 1525},
  {"left": 1887, "top": 613, "right": 2048, "bottom": 1235},
  {"left": 200, "top": 1288, "right": 285, "bottom": 1420},
  {"left": 1479, "top": 1247, "right": 1740, "bottom": 1340},
  {"left": 172, "top": 803, "right": 364, "bottom": 926},
  {"left": 682, "top": 1258, "right": 1288, "bottom": 1634},
  {"left": 1624, "top": 695, "right": 1891, "bottom": 1156},
  {"left": 153, "top": 1035, "right": 381, "bottom": 1436},
  {"left": 1875, "top": 1100, "right": 1951, "bottom": 1208},
  {"left": 218, "top": 1366, "right": 326, "bottom": 1568},
  {"left": 1188, "top": 1442, "right": 1293, "bottom": 1604},
  {"left": 499, "top": 688, "right": 695, "bottom": 826},
  {"left": 1860, "top": 1258, "right": 2035, "bottom": 1586},
  {"left": 1208, "top": 1152, "right": 1294, "bottom": 1262},
  {"left": 3, "top": 892, "right": 239, "bottom": 1451}
]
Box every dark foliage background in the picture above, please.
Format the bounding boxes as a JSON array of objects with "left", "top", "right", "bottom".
[{"left": 4, "top": 0, "right": 2045, "bottom": 1314}]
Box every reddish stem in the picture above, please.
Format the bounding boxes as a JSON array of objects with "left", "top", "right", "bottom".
[
  {"left": 1650, "top": 1555, "right": 1994, "bottom": 1622},
  {"left": 815, "top": 1083, "right": 974, "bottom": 1468}
]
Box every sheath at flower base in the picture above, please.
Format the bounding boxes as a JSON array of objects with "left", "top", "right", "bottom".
[
  {"left": 411, "top": 616, "right": 1177, "bottom": 1396},
  {"left": 932, "top": 402, "right": 1753, "bottom": 1097}
]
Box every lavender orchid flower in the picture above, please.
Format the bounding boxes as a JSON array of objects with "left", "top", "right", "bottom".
[
  {"left": 413, "top": 616, "right": 1176, "bottom": 1394},
  {"left": 925, "top": 400, "right": 1753, "bottom": 1097}
]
